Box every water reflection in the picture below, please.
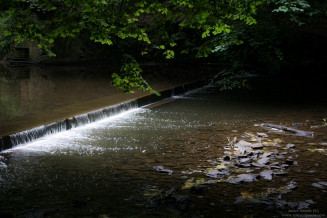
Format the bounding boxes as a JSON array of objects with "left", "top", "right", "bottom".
[
  {"left": 0, "top": 65, "right": 119, "bottom": 122},
  {"left": 1, "top": 77, "right": 327, "bottom": 217}
]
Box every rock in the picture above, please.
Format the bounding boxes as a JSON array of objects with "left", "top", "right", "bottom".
[
  {"left": 236, "top": 145, "right": 253, "bottom": 154},
  {"left": 256, "top": 133, "right": 268, "bottom": 138},
  {"left": 288, "top": 202, "right": 299, "bottom": 209},
  {"left": 286, "top": 144, "right": 295, "bottom": 149},
  {"left": 235, "top": 140, "right": 253, "bottom": 146},
  {"left": 311, "top": 183, "right": 325, "bottom": 189},
  {"left": 257, "top": 157, "right": 270, "bottom": 165},
  {"left": 260, "top": 170, "right": 273, "bottom": 180},
  {"left": 251, "top": 163, "right": 265, "bottom": 168},
  {"left": 305, "top": 200, "right": 315, "bottom": 204},
  {"left": 297, "top": 201, "right": 310, "bottom": 210},
  {"left": 153, "top": 166, "right": 173, "bottom": 175},
  {"left": 250, "top": 143, "right": 263, "bottom": 149},
  {"left": 206, "top": 169, "right": 229, "bottom": 178},
  {"left": 318, "top": 181, "right": 327, "bottom": 187},
  {"left": 0, "top": 161, "right": 7, "bottom": 170},
  {"left": 239, "top": 158, "right": 252, "bottom": 164},
  {"left": 228, "top": 174, "right": 260, "bottom": 184}
]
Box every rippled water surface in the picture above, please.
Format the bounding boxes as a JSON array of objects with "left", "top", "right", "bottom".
[{"left": 1, "top": 77, "right": 327, "bottom": 218}]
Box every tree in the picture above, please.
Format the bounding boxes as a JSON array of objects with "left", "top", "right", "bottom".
[{"left": 1, "top": 0, "right": 326, "bottom": 92}]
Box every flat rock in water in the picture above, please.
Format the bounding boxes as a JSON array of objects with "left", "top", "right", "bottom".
[
  {"left": 256, "top": 133, "right": 268, "bottom": 138},
  {"left": 251, "top": 163, "right": 265, "bottom": 168},
  {"left": 298, "top": 201, "right": 310, "bottom": 210},
  {"left": 287, "top": 202, "right": 299, "bottom": 209},
  {"left": 273, "top": 170, "right": 288, "bottom": 176},
  {"left": 262, "top": 152, "right": 277, "bottom": 158},
  {"left": 257, "top": 157, "right": 270, "bottom": 165},
  {"left": 206, "top": 169, "right": 229, "bottom": 179},
  {"left": 228, "top": 174, "right": 259, "bottom": 184},
  {"left": 235, "top": 140, "right": 253, "bottom": 147},
  {"left": 311, "top": 183, "right": 325, "bottom": 189},
  {"left": 0, "top": 162, "right": 7, "bottom": 169},
  {"left": 250, "top": 143, "right": 263, "bottom": 149},
  {"left": 236, "top": 145, "right": 253, "bottom": 154},
  {"left": 248, "top": 198, "right": 262, "bottom": 204},
  {"left": 153, "top": 166, "right": 173, "bottom": 175},
  {"left": 239, "top": 158, "right": 252, "bottom": 164},
  {"left": 260, "top": 170, "right": 273, "bottom": 180},
  {"left": 305, "top": 200, "right": 315, "bottom": 204},
  {"left": 286, "top": 144, "right": 295, "bottom": 149},
  {"left": 234, "top": 196, "right": 244, "bottom": 204},
  {"left": 318, "top": 181, "right": 327, "bottom": 187},
  {"left": 269, "top": 162, "right": 280, "bottom": 166},
  {"left": 276, "top": 200, "right": 288, "bottom": 207}
]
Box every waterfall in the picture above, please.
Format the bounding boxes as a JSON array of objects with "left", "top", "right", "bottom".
[
  {"left": 3, "top": 100, "right": 138, "bottom": 151},
  {"left": 0, "top": 78, "right": 208, "bottom": 152}
]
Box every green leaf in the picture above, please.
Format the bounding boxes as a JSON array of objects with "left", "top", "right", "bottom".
[
  {"left": 48, "top": 38, "right": 54, "bottom": 43},
  {"left": 3, "top": 30, "right": 11, "bottom": 36},
  {"left": 159, "top": 45, "right": 165, "bottom": 49}
]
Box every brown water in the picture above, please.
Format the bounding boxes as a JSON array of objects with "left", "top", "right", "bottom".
[{"left": 1, "top": 72, "right": 327, "bottom": 218}]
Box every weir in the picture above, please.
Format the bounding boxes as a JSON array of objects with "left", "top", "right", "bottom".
[{"left": 0, "top": 79, "right": 207, "bottom": 152}]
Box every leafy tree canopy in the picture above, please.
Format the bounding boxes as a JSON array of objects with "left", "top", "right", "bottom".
[{"left": 1, "top": 0, "right": 326, "bottom": 93}]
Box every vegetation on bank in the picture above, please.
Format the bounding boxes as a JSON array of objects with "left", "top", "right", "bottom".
[{"left": 1, "top": 0, "right": 326, "bottom": 93}]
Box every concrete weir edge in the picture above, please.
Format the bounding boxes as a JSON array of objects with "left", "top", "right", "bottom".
[{"left": 0, "top": 78, "right": 209, "bottom": 152}]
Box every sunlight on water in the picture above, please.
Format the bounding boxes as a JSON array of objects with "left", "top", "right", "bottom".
[
  {"left": 1, "top": 83, "right": 327, "bottom": 217},
  {"left": 2, "top": 108, "right": 142, "bottom": 155}
]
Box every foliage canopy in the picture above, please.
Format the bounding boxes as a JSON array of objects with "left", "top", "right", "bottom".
[{"left": 1, "top": 0, "right": 326, "bottom": 92}]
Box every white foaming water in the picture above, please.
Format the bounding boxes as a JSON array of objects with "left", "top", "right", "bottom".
[{"left": 1, "top": 108, "right": 142, "bottom": 155}]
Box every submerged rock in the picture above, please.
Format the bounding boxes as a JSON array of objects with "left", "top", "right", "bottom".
[
  {"left": 0, "top": 161, "right": 7, "bottom": 170},
  {"left": 190, "top": 185, "right": 208, "bottom": 194}
]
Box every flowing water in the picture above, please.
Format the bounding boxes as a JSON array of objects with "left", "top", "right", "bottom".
[{"left": 1, "top": 71, "right": 327, "bottom": 217}]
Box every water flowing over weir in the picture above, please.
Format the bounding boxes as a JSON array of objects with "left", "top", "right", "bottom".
[{"left": 0, "top": 79, "right": 207, "bottom": 151}]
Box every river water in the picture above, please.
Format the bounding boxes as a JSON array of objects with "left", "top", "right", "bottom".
[{"left": 1, "top": 69, "right": 327, "bottom": 217}]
